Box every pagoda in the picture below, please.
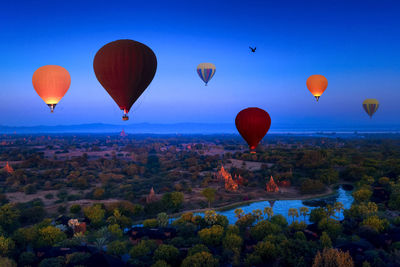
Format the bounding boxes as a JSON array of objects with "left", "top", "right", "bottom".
[
  {"left": 3, "top": 162, "right": 14, "bottom": 174},
  {"left": 215, "top": 165, "right": 239, "bottom": 191},
  {"left": 120, "top": 129, "right": 127, "bottom": 137},
  {"left": 146, "top": 187, "right": 157, "bottom": 203},
  {"left": 266, "top": 176, "right": 279, "bottom": 192}
]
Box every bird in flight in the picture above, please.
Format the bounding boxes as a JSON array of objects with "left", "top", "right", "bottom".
[{"left": 249, "top": 46, "right": 256, "bottom": 52}]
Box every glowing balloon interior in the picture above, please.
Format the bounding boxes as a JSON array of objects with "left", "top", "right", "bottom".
[
  {"left": 306, "top": 74, "right": 328, "bottom": 101},
  {"left": 32, "top": 65, "right": 71, "bottom": 112}
]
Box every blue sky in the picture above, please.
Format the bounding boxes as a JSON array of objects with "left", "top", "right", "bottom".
[{"left": 1, "top": 0, "right": 400, "bottom": 129}]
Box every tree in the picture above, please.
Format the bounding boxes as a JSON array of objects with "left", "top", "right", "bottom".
[
  {"left": 353, "top": 188, "right": 372, "bottom": 203},
  {"left": 0, "top": 204, "right": 20, "bottom": 233},
  {"left": 263, "top": 207, "right": 273, "bottom": 220},
  {"left": 320, "top": 232, "right": 332, "bottom": 248},
  {"left": 288, "top": 208, "right": 299, "bottom": 223},
  {"left": 318, "top": 218, "right": 343, "bottom": 240},
  {"left": 157, "top": 212, "right": 169, "bottom": 227},
  {"left": 198, "top": 225, "right": 224, "bottom": 246},
  {"left": 254, "top": 241, "right": 278, "bottom": 262},
  {"left": 201, "top": 188, "right": 216, "bottom": 208},
  {"left": 188, "top": 244, "right": 209, "bottom": 256},
  {"left": 252, "top": 209, "right": 263, "bottom": 222},
  {"left": 361, "top": 216, "right": 388, "bottom": 233},
  {"left": 181, "top": 252, "right": 218, "bottom": 267},
  {"left": 143, "top": 219, "right": 158, "bottom": 228},
  {"left": 0, "top": 257, "right": 16, "bottom": 267},
  {"left": 204, "top": 210, "right": 217, "bottom": 225},
  {"left": 223, "top": 233, "right": 243, "bottom": 251},
  {"left": 234, "top": 208, "right": 244, "bottom": 219},
  {"left": 151, "top": 260, "right": 171, "bottom": 267},
  {"left": 83, "top": 204, "right": 105, "bottom": 227},
  {"left": 37, "top": 226, "right": 67, "bottom": 247},
  {"left": 108, "top": 224, "right": 123, "bottom": 238},
  {"left": 70, "top": 204, "right": 81, "bottom": 214},
  {"left": 310, "top": 207, "right": 328, "bottom": 224},
  {"left": 0, "top": 236, "right": 15, "bottom": 256},
  {"left": 153, "top": 244, "right": 179, "bottom": 265},
  {"left": 299, "top": 206, "right": 309, "bottom": 222},
  {"left": 333, "top": 202, "right": 344, "bottom": 219},
  {"left": 312, "top": 248, "right": 354, "bottom": 267}
]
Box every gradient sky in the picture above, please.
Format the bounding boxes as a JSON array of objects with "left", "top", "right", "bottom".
[{"left": 1, "top": 0, "right": 400, "bottom": 129}]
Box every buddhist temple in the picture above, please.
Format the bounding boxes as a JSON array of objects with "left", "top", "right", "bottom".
[
  {"left": 146, "top": 187, "right": 157, "bottom": 203},
  {"left": 215, "top": 165, "right": 242, "bottom": 192},
  {"left": 3, "top": 162, "right": 14, "bottom": 174},
  {"left": 120, "top": 129, "right": 127, "bottom": 137},
  {"left": 266, "top": 176, "right": 279, "bottom": 192}
]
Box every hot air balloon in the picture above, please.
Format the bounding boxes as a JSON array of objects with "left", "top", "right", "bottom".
[
  {"left": 197, "top": 63, "right": 216, "bottom": 86},
  {"left": 235, "top": 107, "right": 271, "bottom": 153},
  {"left": 32, "top": 65, "right": 71, "bottom": 112},
  {"left": 93, "top": 39, "right": 157, "bottom": 120},
  {"left": 306, "top": 74, "right": 328, "bottom": 101},
  {"left": 363, "top": 99, "right": 379, "bottom": 118}
]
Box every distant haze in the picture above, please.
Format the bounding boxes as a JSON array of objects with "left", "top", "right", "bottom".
[{"left": 1, "top": 1, "right": 400, "bottom": 128}]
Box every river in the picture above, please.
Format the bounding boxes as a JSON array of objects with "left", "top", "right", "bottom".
[{"left": 186, "top": 186, "right": 353, "bottom": 225}]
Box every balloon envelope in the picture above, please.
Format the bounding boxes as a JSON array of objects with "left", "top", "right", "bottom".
[
  {"left": 306, "top": 74, "right": 328, "bottom": 101},
  {"left": 32, "top": 65, "right": 71, "bottom": 112},
  {"left": 197, "top": 63, "right": 216, "bottom": 85},
  {"left": 235, "top": 107, "right": 271, "bottom": 153},
  {"left": 93, "top": 39, "right": 157, "bottom": 120},
  {"left": 363, "top": 99, "right": 379, "bottom": 118}
]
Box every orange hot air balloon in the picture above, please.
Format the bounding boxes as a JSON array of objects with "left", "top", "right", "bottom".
[
  {"left": 306, "top": 74, "right": 328, "bottom": 101},
  {"left": 235, "top": 107, "right": 271, "bottom": 153},
  {"left": 32, "top": 65, "right": 71, "bottom": 112}
]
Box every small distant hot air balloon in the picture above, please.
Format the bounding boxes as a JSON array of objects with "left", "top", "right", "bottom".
[
  {"left": 197, "top": 63, "right": 216, "bottom": 86},
  {"left": 306, "top": 74, "right": 328, "bottom": 101},
  {"left": 363, "top": 99, "right": 379, "bottom": 118},
  {"left": 235, "top": 107, "right": 271, "bottom": 153},
  {"left": 93, "top": 39, "right": 157, "bottom": 121},
  {"left": 32, "top": 65, "right": 71, "bottom": 112}
]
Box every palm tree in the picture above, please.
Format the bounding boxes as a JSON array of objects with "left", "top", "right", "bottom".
[
  {"left": 288, "top": 208, "right": 299, "bottom": 223},
  {"left": 234, "top": 208, "right": 244, "bottom": 219},
  {"left": 333, "top": 202, "right": 344, "bottom": 219},
  {"left": 263, "top": 207, "right": 273, "bottom": 220},
  {"left": 299, "top": 206, "right": 309, "bottom": 222},
  {"left": 326, "top": 204, "right": 335, "bottom": 220},
  {"left": 252, "top": 209, "right": 263, "bottom": 222}
]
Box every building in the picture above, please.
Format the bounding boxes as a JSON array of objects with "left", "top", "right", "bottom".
[
  {"left": 215, "top": 165, "right": 243, "bottom": 192},
  {"left": 3, "top": 162, "right": 14, "bottom": 174},
  {"left": 266, "top": 176, "right": 279, "bottom": 192},
  {"left": 146, "top": 187, "right": 157, "bottom": 203}
]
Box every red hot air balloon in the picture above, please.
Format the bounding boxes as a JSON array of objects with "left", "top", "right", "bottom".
[
  {"left": 235, "top": 107, "right": 271, "bottom": 153},
  {"left": 93, "top": 39, "right": 157, "bottom": 120}
]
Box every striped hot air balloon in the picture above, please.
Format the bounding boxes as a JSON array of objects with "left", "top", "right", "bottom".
[
  {"left": 363, "top": 99, "right": 379, "bottom": 118},
  {"left": 197, "top": 63, "right": 216, "bottom": 86}
]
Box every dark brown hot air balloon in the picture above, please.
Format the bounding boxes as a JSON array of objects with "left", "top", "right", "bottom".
[
  {"left": 235, "top": 107, "right": 271, "bottom": 153},
  {"left": 93, "top": 39, "right": 157, "bottom": 120}
]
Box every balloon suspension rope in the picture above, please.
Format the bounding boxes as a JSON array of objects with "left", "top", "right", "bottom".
[
  {"left": 122, "top": 109, "right": 129, "bottom": 121},
  {"left": 47, "top": 104, "right": 56, "bottom": 113}
]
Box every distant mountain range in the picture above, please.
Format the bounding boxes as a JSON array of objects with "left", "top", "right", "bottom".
[
  {"left": 0, "top": 123, "right": 237, "bottom": 134},
  {"left": 0, "top": 123, "right": 399, "bottom": 134}
]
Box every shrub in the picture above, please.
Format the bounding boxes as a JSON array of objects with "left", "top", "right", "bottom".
[
  {"left": 70, "top": 204, "right": 81, "bottom": 214},
  {"left": 153, "top": 244, "right": 179, "bottom": 264},
  {"left": 143, "top": 218, "right": 158, "bottom": 228}
]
